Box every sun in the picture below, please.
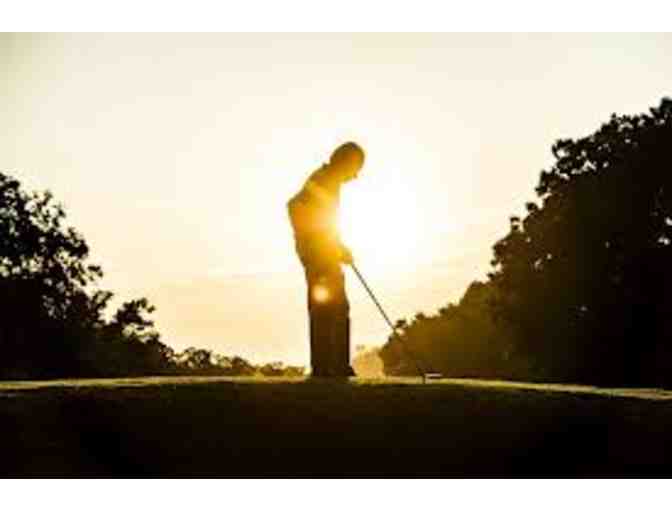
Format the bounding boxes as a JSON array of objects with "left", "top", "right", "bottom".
[{"left": 339, "top": 169, "right": 425, "bottom": 277}]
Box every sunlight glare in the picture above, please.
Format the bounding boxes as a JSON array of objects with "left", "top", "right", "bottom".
[
  {"left": 312, "top": 284, "right": 330, "bottom": 303},
  {"left": 339, "top": 162, "right": 431, "bottom": 279}
]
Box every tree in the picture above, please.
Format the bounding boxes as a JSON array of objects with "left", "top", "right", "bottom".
[
  {"left": 379, "top": 98, "right": 672, "bottom": 387},
  {"left": 176, "top": 347, "right": 215, "bottom": 371},
  {"left": 379, "top": 281, "right": 523, "bottom": 379},
  {"left": 0, "top": 170, "right": 308, "bottom": 379},
  {"left": 0, "top": 172, "right": 101, "bottom": 377},
  {"left": 0, "top": 171, "right": 173, "bottom": 379},
  {"left": 489, "top": 98, "right": 672, "bottom": 385}
]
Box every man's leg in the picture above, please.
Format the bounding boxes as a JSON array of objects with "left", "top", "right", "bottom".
[
  {"left": 327, "top": 268, "right": 355, "bottom": 376},
  {"left": 306, "top": 268, "right": 330, "bottom": 376},
  {"left": 331, "top": 306, "right": 354, "bottom": 376}
]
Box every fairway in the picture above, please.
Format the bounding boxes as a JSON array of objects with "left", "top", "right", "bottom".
[{"left": 2, "top": 376, "right": 672, "bottom": 477}]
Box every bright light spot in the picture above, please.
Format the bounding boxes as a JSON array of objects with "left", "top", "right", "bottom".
[
  {"left": 312, "top": 284, "right": 330, "bottom": 303},
  {"left": 339, "top": 165, "right": 434, "bottom": 278}
]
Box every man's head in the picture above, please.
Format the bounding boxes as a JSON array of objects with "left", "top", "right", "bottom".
[{"left": 329, "top": 142, "right": 365, "bottom": 182}]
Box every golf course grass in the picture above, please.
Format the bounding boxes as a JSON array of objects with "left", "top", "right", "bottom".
[{"left": 2, "top": 376, "right": 671, "bottom": 477}]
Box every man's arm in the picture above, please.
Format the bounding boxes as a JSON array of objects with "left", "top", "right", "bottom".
[
  {"left": 338, "top": 242, "right": 354, "bottom": 265},
  {"left": 287, "top": 195, "right": 310, "bottom": 264}
]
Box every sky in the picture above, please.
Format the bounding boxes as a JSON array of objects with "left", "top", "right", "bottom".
[{"left": 2, "top": 33, "right": 671, "bottom": 365}]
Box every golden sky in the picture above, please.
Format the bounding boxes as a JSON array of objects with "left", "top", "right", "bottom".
[{"left": 2, "top": 33, "right": 671, "bottom": 364}]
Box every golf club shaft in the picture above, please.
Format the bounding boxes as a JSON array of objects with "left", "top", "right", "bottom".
[
  {"left": 350, "top": 263, "right": 397, "bottom": 332},
  {"left": 349, "top": 262, "right": 428, "bottom": 377}
]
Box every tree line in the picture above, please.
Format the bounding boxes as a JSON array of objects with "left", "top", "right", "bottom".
[
  {"left": 0, "top": 172, "right": 303, "bottom": 379},
  {"left": 381, "top": 98, "right": 672, "bottom": 388}
]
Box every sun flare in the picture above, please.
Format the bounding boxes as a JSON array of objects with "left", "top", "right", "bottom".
[
  {"left": 339, "top": 169, "right": 426, "bottom": 277},
  {"left": 312, "top": 284, "right": 330, "bottom": 303}
]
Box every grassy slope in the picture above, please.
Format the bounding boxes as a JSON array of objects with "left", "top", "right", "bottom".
[{"left": 1, "top": 376, "right": 672, "bottom": 477}]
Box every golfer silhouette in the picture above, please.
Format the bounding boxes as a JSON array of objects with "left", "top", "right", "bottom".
[{"left": 287, "top": 142, "right": 364, "bottom": 377}]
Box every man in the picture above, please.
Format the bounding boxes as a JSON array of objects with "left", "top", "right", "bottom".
[{"left": 287, "top": 142, "right": 365, "bottom": 377}]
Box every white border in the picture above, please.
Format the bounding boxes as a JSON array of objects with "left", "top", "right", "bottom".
[
  {"left": 2, "top": 0, "right": 672, "bottom": 31},
  {"left": 0, "top": 479, "right": 666, "bottom": 510}
]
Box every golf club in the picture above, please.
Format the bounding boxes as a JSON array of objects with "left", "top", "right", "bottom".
[{"left": 350, "top": 262, "right": 442, "bottom": 383}]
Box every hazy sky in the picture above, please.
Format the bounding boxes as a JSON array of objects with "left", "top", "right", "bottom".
[{"left": 2, "top": 33, "right": 671, "bottom": 364}]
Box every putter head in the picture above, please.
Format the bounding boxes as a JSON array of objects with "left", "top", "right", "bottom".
[{"left": 422, "top": 373, "right": 443, "bottom": 383}]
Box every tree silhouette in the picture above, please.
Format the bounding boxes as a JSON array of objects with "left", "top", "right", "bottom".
[
  {"left": 489, "top": 97, "right": 672, "bottom": 385},
  {"left": 0, "top": 172, "right": 173, "bottom": 378},
  {"left": 380, "top": 281, "right": 523, "bottom": 379},
  {"left": 0, "top": 171, "right": 308, "bottom": 380},
  {"left": 381, "top": 98, "right": 672, "bottom": 387}
]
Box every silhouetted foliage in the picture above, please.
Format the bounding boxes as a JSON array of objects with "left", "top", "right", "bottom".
[
  {"left": 380, "top": 281, "right": 527, "bottom": 379},
  {"left": 489, "top": 98, "right": 672, "bottom": 386},
  {"left": 382, "top": 98, "right": 672, "bottom": 387},
  {"left": 0, "top": 172, "right": 306, "bottom": 379},
  {"left": 258, "top": 361, "right": 305, "bottom": 377},
  {"left": 170, "top": 349, "right": 302, "bottom": 376},
  {"left": 0, "top": 172, "right": 175, "bottom": 378}
]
